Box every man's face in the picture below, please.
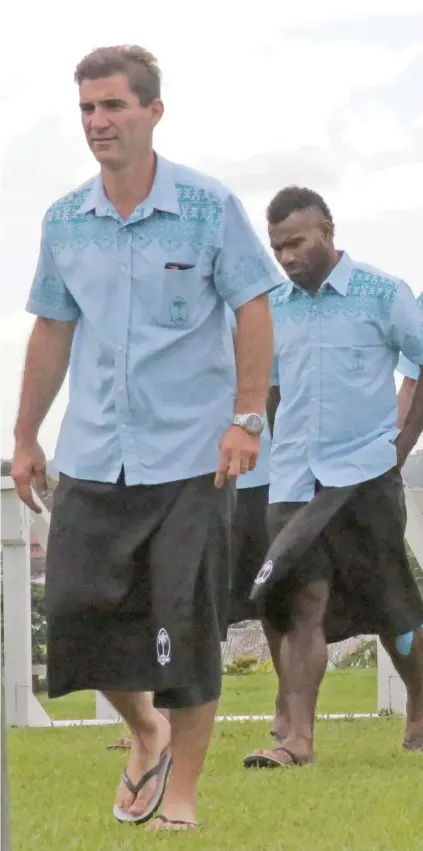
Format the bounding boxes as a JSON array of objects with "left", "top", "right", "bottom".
[
  {"left": 268, "top": 208, "right": 333, "bottom": 291},
  {"left": 79, "top": 73, "right": 163, "bottom": 170}
]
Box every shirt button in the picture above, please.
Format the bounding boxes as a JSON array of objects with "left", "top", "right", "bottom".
[
  {"left": 117, "top": 386, "right": 124, "bottom": 392},
  {"left": 120, "top": 424, "right": 127, "bottom": 429},
  {"left": 120, "top": 265, "right": 127, "bottom": 273},
  {"left": 117, "top": 346, "right": 125, "bottom": 352}
]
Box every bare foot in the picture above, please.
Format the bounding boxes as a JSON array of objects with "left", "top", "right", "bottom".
[
  {"left": 404, "top": 715, "right": 423, "bottom": 738},
  {"left": 403, "top": 718, "right": 423, "bottom": 750},
  {"left": 114, "top": 710, "right": 170, "bottom": 818},
  {"left": 148, "top": 803, "right": 198, "bottom": 832},
  {"left": 271, "top": 722, "right": 289, "bottom": 743},
  {"left": 107, "top": 735, "right": 133, "bottom": 750},
  {"left": 147, "top": 815, "right": 198, "bottom": 832}
]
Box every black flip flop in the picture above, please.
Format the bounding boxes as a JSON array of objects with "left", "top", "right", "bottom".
[
  {"left": 243, "top": 745, "right": 307, "bottom": 768},
  {"left": 113, "top": 749, "right": 172, "bottom": 824}
]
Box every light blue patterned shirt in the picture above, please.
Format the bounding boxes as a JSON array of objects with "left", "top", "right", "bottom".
[
  {"left": 27, "top": 155, "right": 282, "bottom": 485},
  {"left": 397, "top": 292, "right": 423, "bottom": 381},
  {"left": 269, "top": 252, "right": 423, "bottom": 503}
]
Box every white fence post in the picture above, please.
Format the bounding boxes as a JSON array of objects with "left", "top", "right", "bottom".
[
  {"left": 1, "top": 476, "right": 119, "bottom": 726},
  {"left": 377, "top": 485, "right": 423, "bottom": 715},
  {"left": 1, "top": 477, "right": 51, "bottom": 727},
  {"left": 95, "top": 693, "right": 120, "bottom": 722}
]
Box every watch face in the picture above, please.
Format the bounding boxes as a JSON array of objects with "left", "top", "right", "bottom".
[{"left": 245, "top": 413, "right": 264, "bottom": 435}]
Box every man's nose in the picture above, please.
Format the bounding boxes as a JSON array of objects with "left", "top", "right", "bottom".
[
  {"left": 89, "top": 107, "right": 111, "bottom": 130},
  {"left": 279, "top": 249, "right": 296, "bottom": 267}
]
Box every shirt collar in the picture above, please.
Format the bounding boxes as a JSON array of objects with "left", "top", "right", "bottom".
[
  {"left": 77, "top": 154, "right": 180, "bottom": 219},
  {"left": 285, "top": 251, "right": 353, "bottom": 298}
]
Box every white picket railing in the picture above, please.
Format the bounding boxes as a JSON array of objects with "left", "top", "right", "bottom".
[
  {"left": 1, "top": 474, "right": 423, "bottom": 727},
  {"left": 1, "top": 476, "right": 119, "bottom": 727}
]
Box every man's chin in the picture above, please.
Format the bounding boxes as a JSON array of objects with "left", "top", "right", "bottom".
[
  {"left": 288, "top": 273, "right": 307, "bottom": 288},
  {"left": 91, "top": 150, "right": 121, "bottom": 168}
]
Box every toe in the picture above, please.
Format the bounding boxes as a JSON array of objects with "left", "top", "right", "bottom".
[
  {"left": 115, "top": 781, "right": 134, "bottom": 812},
  {"left": 128, "top": 778, "right": 157, "bottom": 816}
]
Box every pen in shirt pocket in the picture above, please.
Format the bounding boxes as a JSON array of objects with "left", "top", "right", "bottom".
[{"left": 164, "top": 262, "right": 195, "bottom": 271}]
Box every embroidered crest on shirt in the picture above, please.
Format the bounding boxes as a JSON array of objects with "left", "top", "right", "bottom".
[{"left": 169, "top": 297, "right": 189, "bottom": 327}]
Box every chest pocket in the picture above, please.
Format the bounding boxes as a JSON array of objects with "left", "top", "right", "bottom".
[{"left": 155, "top": 266, "right": 208, "bottom": 329}]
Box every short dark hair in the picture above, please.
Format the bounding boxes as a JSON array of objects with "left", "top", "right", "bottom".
[
  {"left": 266, "top": 186, "right": 334, "bottom": 229},
  {"left": 74, "top": 45, "right": 161, "bottom": 106}
]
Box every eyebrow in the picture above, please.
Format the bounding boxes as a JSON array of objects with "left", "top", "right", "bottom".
[{"left": 79, "top": 98, "right": 129, "bottom": 109}]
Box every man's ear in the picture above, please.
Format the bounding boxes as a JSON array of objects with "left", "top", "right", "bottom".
[{"left": 150, "top": 99, "right": 164, "bottom": 128}]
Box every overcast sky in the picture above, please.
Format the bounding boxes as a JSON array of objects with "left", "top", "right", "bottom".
[{"left": 1, "top": 0, "right": 423, "bottom": 458}]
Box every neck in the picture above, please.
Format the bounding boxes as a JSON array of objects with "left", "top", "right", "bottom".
[
  {"left": 308, "top": 248, "right": 342, "bottom": 294},
  {"left": 101, "top": 149, "right": 156, "bottom": 218}
]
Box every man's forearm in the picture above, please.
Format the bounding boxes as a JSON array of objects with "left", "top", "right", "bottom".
[
  {"left": 234, "top": 294, "right": 273, "bottom": 413},
  {"left": 14, "top": 317, "right": 75, "bottom": 443},
  {"left": 397, "top": 377, "right": 416, "bottom": 429},
  {"left": 396, "top": 368, "right": 423, "bottom": 467}
]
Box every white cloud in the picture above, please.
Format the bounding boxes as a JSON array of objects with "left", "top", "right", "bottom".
[
  {"left": 332, "top": 160, "right": 423, "bottom": 218},
  {"left": 341, "top": 105, "right": 413, "bottom": 155}
]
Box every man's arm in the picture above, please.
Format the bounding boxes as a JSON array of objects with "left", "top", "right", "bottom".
[
  {"left": 12, "top": 214, "right": 80, "bottom": 511},
  {"left": 231, "top": 315, "right": 280, "bottom": 437},
  {"left": 215, "top": 295, "right": 273, "bottom": 487},
  {"left": 233, "top": 294, "right": 273, "bottom": 414},
  {"left": 395, "top": 368, "right": 423, "bottom": 467},
  {"left": 213, "top": 193, "right": 281, "bottom": 487},
  {"left": 397, "top": 377, "right": 416, "bottom": 430},
  {"left": 13, "top": 318, "right": 75, "bottom": 511},
  {"left": 14, "top": 317, "right": 75, "bottom": 444},
  {"left": 388, "top": 282, "right": 423, "bottom": 467}
]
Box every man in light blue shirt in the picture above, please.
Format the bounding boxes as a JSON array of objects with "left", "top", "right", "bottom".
[
  {"left": 245, "top": 186, "right": 423, "bottom": 770},
  {"left": 11, "top": 45, "right": 280, "bottom": 830}
]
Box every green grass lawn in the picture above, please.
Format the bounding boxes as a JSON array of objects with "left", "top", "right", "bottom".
[
  {"left": 8, "top": 715, "right": 422, "bottom": 851},
  {"left": 37, "top": 668, "right": 378, "bottom": 720}
]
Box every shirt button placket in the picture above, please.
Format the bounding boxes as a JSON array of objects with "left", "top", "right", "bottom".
[
  {"left": 115, "top": 229, "right": 132, "bottom": 445},
  {"left": 309, "top": 303, "right": 320, "bottom": 447}
]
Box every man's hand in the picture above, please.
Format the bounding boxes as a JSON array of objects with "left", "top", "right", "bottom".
[
  {"left": 215, "top": 425, "right": 260, "bottom": 488},
  {"left": 12, "top": 441, "right": 48, "bottom": 513},
  {"left": 394, "top": 427, "right": 416, "bottom": 471}
]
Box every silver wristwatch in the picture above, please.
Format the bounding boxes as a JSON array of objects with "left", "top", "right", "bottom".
[{"left": 232, "top": 413, "right": 265, "bottom": 436}]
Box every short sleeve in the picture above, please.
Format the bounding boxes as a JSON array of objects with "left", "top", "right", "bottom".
[
  {"left": 396, "top": 353, "right": 420, "bottom": 381},
  {"left": 386, "top": 281, "right": 423, "bottom": 366},
  {"left": 26, "top": 217, "right": 80, "bottom": 322},
  {"left": 213, "top": 194, "right": 283, "bottom": 310}
]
